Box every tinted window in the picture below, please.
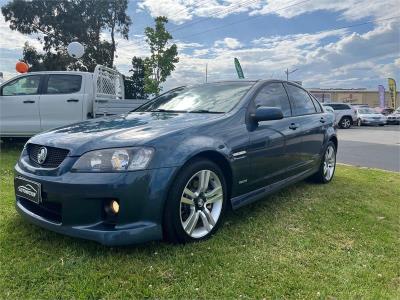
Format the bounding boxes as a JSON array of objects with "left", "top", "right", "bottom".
[
  {"left": 254, "top": 83, "right": 291, "bottom": 117},
  {"left": 46, "top": 75, "right": 82, "bottom": 94},
  {"left": 286, "top": 84, "right": 316, "bottom": 115},
  {"left": 2, "top": 76, "right": 41, "bottom": 96},
  {"left": 137, "top": 82, "right": 253, "bottom": 113}
]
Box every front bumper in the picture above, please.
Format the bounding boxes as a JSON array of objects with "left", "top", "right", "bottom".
[
  {"left": 360, "top": 119, "right": 386, "bottom": 125},
  {"left": 14, "top": 163, "right": 178, "bottom": 246}
]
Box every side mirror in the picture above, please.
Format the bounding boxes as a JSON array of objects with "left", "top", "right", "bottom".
[{"left": 252, "top": 106, "right": 283, "bottom": 122}]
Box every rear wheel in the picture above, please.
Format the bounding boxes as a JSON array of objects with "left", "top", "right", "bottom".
[
  {"left": 163, "top": 159, "right": 227, "bottom": 243},
  {"left": 311, "top": 141, "right": 336, "bottom": 183},
  {"left": 340, "top": 117, "right": 352, "bottom": 129}
]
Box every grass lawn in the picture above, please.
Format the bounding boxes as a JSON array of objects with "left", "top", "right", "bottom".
[{"left": 1, "top": 142, "right": 399, "bottom": 299}]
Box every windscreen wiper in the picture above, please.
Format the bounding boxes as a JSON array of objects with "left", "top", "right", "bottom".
[
  {"left": 188, "top": 109, "right": 224, "bottom": 114},
  {"left": 150, "top": 109, "right": 187, "bottom": 113}
]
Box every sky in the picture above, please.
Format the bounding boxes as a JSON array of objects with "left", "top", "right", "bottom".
[{"left": 0, "top": 0, "right": 399, "bottom": 91}]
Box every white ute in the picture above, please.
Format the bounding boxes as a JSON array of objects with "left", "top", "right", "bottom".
[{"left": 0, "top": 65, "right": 147, "bottom": 137}]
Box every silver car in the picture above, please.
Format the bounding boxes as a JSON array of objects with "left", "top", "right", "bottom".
[
  {"left": 322, "top": 103, "right": 357, "bottom": 129},
  {"left": 387, "top": 107, "right": 400, "bottom": 125},
  {"left": 355, "top": 107, "right": 386, "bottom": 126}
]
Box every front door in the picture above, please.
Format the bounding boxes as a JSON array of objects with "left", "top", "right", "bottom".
[
  {"left": 246, "top": 82, "right": 303, "bottom": 190},
  {"left": 39, "top": 74, "right": 84, "bottom": 131},
  {"left": 0, "top": 75, "right": 42, "bottom": 136}
]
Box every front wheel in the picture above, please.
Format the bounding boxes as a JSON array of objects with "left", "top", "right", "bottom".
[
  {"left": 163, "top": 159, "right": 227, "bottom": 243},
  {"left": 311, "top": 141, "right": 337, "bottom": 183},
  {"left": 340, "top": 117, "right": 352, "bottom": 129}
]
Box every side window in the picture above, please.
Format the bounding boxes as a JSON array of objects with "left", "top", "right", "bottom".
[
  {"left": 46, "top": 75, "right": 82, "bottom": 94},
  {"left": 253, "top": 83, "right": 291, "bottom": 117},
  {"left": 1, "top": 76, "right": 41, "bottom": 96},
  {"left": 286, "top": 84, "right": 316, "bottom": 116},
  {"left": 310, "top": 95, "right": 323, "bottom": 113}
]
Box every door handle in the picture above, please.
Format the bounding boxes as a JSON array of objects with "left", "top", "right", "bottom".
[
  {"left": 67, "top": 99, "right": 79, "bottom": 102},
  {"left": 289, "top": 123, "right": 299, "bottom": 130},
  {"left": 23, "top": 100, "right": 35, "bottom": 104},
  {"left": 320, "top": 117, "right": 326, "bottom": 123}
]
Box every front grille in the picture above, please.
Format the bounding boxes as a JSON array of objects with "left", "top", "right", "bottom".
[{"left": 27, "top": 144, "right": 69, "bottom": 168}]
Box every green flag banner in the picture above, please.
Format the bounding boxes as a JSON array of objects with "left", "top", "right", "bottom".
[{"left": 234, "top": 58, "right": 244, "bottom": 79}]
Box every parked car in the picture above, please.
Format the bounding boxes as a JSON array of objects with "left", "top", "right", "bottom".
[
  {"left": 322, "top": 103, "right": 356, "bottom": 129},
  {"left": 0, "top": 65, "right": 147, "bottom": 137},
  {"left": 387, "top": 107, "right": 400, "bottom": 125},
  {"left": 355, "top": 107, "right": 387, "bottom": 126},
  {"left": 14, "top": 80, "right": 337, "bottom": 245}
]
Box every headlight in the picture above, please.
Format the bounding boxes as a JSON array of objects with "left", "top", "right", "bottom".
[{"left": 72, "top": 147, "right": 154, "bottom": 172}]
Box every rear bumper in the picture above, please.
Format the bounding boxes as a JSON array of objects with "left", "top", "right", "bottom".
[{"left": 14, "top": 163, "right": 178, "bottom": 246}]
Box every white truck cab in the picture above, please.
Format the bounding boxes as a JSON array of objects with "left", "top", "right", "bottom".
[{"left": 0, "top": 66, "right": 147, "bottom": 137}]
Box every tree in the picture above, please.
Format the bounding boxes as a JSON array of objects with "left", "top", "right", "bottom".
[
  {"left": 1, "top": 0, "right": 131, "bottom": 71},
  {"left": 144, "top": 16, "right": 179, "bottom": 95},
  {"left": 125, "top": 57, "right": 148, "bottom": 99}
]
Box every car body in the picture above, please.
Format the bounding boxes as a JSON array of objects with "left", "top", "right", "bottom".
[
  {"left": 386, "top": 107, "right": 400, "bottom": 125},
  {"left": 14, "top": 80, "right": 337, "bottom": 245},
  {"left": 355, "top": 107, "right": 387, "bottom": 126},
  {"left": 322, "top": 103, "right": 356, "bottom": 129}
]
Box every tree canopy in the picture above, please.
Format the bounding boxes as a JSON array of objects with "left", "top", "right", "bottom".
[
  {"left": 144, "top": 16, "right": 179, "bottom": 95},
  {"left": 1, "top": 0, "right": 131, "bottom": 71}
]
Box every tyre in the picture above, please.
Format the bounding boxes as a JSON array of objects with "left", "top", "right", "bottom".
[
  {"left": 357, "top": 119, "right": 362, "bottom": 127},
  {"left": 311, "top": 141, "right": 337, "bottom": 183},
  {"left": 339, "top": 117, "right": 352, "bottom": 129},
  {"left": 379, "top": 124, "right": 385, "bottom": 126},
  {"left": 163, "top": 158, "right": 227, "bottom": 243}
]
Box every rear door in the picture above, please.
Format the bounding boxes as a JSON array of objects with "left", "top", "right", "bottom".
[
  {"left": 246, "top": 82, "right": 303, "bottom": 190},
  {"left": 285, "top": 83, "right": 325, "bottom": 170},
  {"left": 0, "top": 75, "right": 42, "bottom": 136},
  {"left": 39, "top": 74, "right": 84, "bottom": 131}
]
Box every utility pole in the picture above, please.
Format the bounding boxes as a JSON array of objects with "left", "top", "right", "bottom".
[
  {"left": 285, "top": 68, "right": 298, "bottom": 81},
  {"left": 205, "top": 63, "right": 208, "bottom": 83}
]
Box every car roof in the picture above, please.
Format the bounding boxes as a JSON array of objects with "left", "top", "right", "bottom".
[{"left": 24, "top": 71, "right": 90, "bottom": 75}]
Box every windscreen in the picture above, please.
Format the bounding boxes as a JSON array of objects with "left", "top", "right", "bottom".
[
  {"left": 358, "top": 108, "right": 376, "bottom": 114},
  {"left": 137, "top": 82, "right": 254, "bottom": 113}
]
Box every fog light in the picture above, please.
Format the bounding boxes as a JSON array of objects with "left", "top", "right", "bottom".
[{"left": 110, "top": 200, "right": 120, "bottom": 214}]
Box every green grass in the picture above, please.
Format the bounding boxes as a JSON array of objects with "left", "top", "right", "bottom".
[{"left": 1, "top": 142, "right": 399, "bottom": 299}]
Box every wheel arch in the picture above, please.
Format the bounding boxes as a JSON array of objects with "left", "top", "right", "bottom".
[
  {"left": 165, "top": 150, "right": 234, "bottom": 212},
  {"left": 184, "top": 150, "right": 233, "bottom": 201},
  {"left": 329, "top": 135, "right": 338, "bottom": 150}
]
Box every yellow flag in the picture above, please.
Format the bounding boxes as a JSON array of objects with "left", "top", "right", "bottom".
[{"left": 388, "top": 78, "right": 397, "bottom": 108}]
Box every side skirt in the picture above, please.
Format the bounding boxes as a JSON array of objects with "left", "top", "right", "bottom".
[{"left": 230, "top": 168, "right": 317, "bottom": 210}]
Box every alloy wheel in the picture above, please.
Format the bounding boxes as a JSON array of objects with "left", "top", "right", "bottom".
[
  {"left": 342, "top": 118, "right": 351, "bottom": 128},
  {"left": 323, "top": 145, "right": 336, "bottom": 181},
  {"left": 179, "top": 169, "right": 223, "bottom": 239}
]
